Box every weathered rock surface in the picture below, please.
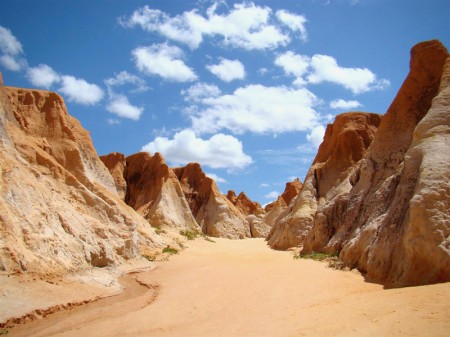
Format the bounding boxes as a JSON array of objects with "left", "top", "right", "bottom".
[
  {"left": 174, "top": 163, "right": 250, "bottom": 239},
  {"left": 226, "top": 190, "right": 263, "bottom": 216},
  {"left": 0, "top": 85, "right": 163, "bottom": 275},
  {"left": 101, "top": 152, "right": 200, "bottom": 233},
  {"left": 267, "top": 112, "right": 381, "bottom": 250},
  {"left": 99, "top": 152, "right": 127, "bottom": 200},
  {"left": 268, "top": 40, "right": 450, "bottom": 286}
]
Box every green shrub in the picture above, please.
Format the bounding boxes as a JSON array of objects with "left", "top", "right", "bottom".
[
  {"left": 162, "top": 246, "right": 178, "bottom": 255},
  {"left": 179, "top": 229, "right": 200, "bottom": 240},
  {"left": 0, "top": 328, "right": 9, "bottom": 335}
]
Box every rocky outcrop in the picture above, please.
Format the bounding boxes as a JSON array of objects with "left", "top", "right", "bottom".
[
  {"left": 267, "top": 112, "right": 381, "bottom": 250},
  {"left": 174, "top": 163, "right": 250, "bottom": 239},
  {"left": 100, "top": 152, "right": 127, "bottom": 199},
  {"left": 268, "top": 40, "right": 450, "bottom": 286},
  {"left": 264, "top": 178, "right": 302, "bottom": 213},
  {"left": 0, "top": 85, "right": 163, "bottom": 275},
  {"left": 226, "top": 190, "right": 263, "bottom": 216},
  {"left": 114, "top": 152, "right": 200, "bottom": 232}
]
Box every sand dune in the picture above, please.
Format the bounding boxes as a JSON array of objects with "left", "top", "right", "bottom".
[{"left": 8, "top": 238, "right": 450, "bottom": 337}]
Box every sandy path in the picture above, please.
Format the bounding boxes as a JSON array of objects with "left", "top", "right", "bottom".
[{"left": 9, "top": 238, "right": 450, "bottom": 337}]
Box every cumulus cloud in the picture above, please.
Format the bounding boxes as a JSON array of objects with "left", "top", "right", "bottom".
[
  {"left": 132, "top": 43, "right": 197, "bottom": 82},
  {"left": 307, "top": 54, "right": 389, "bottom": 94},
  {"left": 104, "top": 71, "right": 149, "bottom": 92},
  {"left": 206, "top": 58, "right": 245, "bottom": 82},
  {"left": 27, "top": 64, "right": 60, "bottom": 89},
  {"left": 59, "top": 75, "right": 104, "bottom": 105},
  {"left": 106, "top": 93, "right": 143, "bottom": 120},
  {"left": 264, "top": 191, "right": 280, "bottom": 199},
  {"left": 275, "top": 10, "right": 308, "bottom": 41},
  {"left": 306, "top": 125, "right": 325, "bottom": 148},
  {"left": 205, "top": 172, "right": 228, "bottom": 184},
  {"left": 275, "top": 51, "right": 310, "bottom": 84},
  {"left": 329, "top": 99, "right": 362, "bottom": 110},
  {"left": 141, "top": 129, "right": 253, "bottom": 170},
  {"left": 188, "top": 84, "right": 320, "bottom": 135},
  {"left": 0, "top": 26, "right": 26, "bottom": 71},
  {"left": 120, "top": 2, "right": 303, "bottom": 50},
  {"left": 181, "top": 82, "right": 221, "bottom": 103}
]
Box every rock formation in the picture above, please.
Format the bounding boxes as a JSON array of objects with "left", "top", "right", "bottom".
[
  {"left": 268, "top": 40, "right": 450, "bottom": 286},
  {"left": 174, "top": 163, "right": 251, "bottom": 239},
  {"left": 264, "top": 178, "right": 302, "bottom": 213},
  {"left": 226, "top": 190, "right": 263, "bottom": 216},
  {"left": 267, "top": 112, "right": 382, "bottom": 250},
  {"left": 101, "top": 152, "right": 200, "bottom": 233},
  {"left": 0, "top": 85, "right": 164, "bottom": 274}
]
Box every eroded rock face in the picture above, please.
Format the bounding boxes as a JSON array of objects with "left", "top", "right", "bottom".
[
  {"left": 267, "top": 112, "right": 381, "bottom": 250},
  {"left": 174, "top": 163, "right": 250, "bottom": 239},
  {"left": 122, "top": 152, "right": 200, "bottom": 232},
  {"left": 227, "top": 190, "right": 263, "bottom": 216},
  {"left": 333, "top": 40, "right": 450, "bottom": 286},
  {"left": 100, "top": 152, "right": 127, "bottom": 200},
  {"left": 268, "top": 40, "right": 450, "bottom": 286},
  {"left": 0, "top": 86, "right": 163, "bottom": 274}
]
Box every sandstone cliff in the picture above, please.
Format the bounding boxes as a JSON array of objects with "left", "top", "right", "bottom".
[
  {"left": 268, "top": 40, "right": 450, "bottom": 286},
  {"left": 0, "top": 85, "right": 164, "bottom": 274},
  {"left": 101, "top": 152, "right": 200, "bottom": 233},
  {"left": 267, "top": 112, "right": 382, "bottom": 250},
  {"left": 174, "top": 163, "right": 251, "bottom": 239}
]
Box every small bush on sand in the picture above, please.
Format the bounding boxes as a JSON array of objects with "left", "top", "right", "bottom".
[
  {"left": 294, "top": 251, "right": 344, "bottom": 269},
  {"left": 179, "top": 230, "right": 200, "bottom": 240},
  {"left": 162, "top": 246, "right": 179, "bottom": 255}
]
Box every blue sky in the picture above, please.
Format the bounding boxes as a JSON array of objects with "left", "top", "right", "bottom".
[{"left": 1, "top": 0, "right": 449, "bottom": 205}]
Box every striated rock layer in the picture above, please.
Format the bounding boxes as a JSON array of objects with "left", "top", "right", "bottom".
[
  {"left": 0, "top": 85, "right": 164, "bottom": 274},
  {"left": 268, "top": 40, "right": 450, "bottom": 286},
  {"left": 174, "top": 163, "right": 250, "bottom": 239}
]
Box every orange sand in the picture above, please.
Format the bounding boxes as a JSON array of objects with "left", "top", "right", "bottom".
[{"left": 7, "top": 238, "right": 450, "bottom": 337}]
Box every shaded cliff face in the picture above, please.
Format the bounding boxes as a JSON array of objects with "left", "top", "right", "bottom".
[
  {"left": 0, "top": 86, "right": 163, "bottom": 274},
  {"left": 100, "top": 152, "right": 127, "bottom": 200},
  {"left": 174, "top": 163, "right": 251, "bottom": 239},
  {"left": 268, "top": 40, "right": 450, "bottom": 286},
  {"left": 110, "top": 152, "right": 200, "bottom": 232},
  {"left": 267, "top": 112, "right": 381, "bottom": 250}
]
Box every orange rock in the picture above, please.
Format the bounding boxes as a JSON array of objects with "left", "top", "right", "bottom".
[
  {"left": 174, "top": 163, "right": 250, "bottom": 238},
  {"left": 227, "top": 190, "right": 262, "bottom": 216},
  {"left": 100, "top": 152, "right": 127, "bottom": 200}
]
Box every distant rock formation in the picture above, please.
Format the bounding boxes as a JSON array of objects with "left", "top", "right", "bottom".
[
  {"left": 268, "top": 40, "right": 450, "bottom": 286},
  {"left": 0, "top": 85, "right": 164, "bottom": 274},
  {"left": 264, "top": 178, "right": 302, "bottom": 213},
  {"left": 174, "top": 163, "right": 250, "bottom": 239},
  {"left": 101, "top": 152, "right": 201, "bottom": 234},
  {"left": 226, "top": 190, "right": 263, "bottom": 216}
]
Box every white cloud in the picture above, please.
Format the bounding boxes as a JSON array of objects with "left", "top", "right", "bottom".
[
  {"left": 104, "top": 71, "right": 149, "bottom": 92},
  {"left": 132, "top": 43, "right": 197, "bottom": 82},
  {"left": 307, "top": 125, "right": 325, "bottom": 148},
  {"left": 107, "top": 118, "right": 121, "bottom": 125},
  {"left": 106, "top": 93, "right": 143, "bottom": 120},
  {"left": 188, "top": 84, "right": 320, "bottom": 135},
  {"left": 206, "top": 58, "right": 245, "bottom": 82},
  {"left": 307, "top": 54, "right": 389, "bottom": 94},
  {"left": 0, "top": 26, "right": 23, "bottom": 55},
  {"left": 120, "top": 3, "right": 295, "bottom": 50},
  {"left": 181, "top": 82, "right": 221, "bottom": 103},
  {"left": 59, "top": 75, "right": 104, "bottom": 105},
  {"left": 329, "top": 99, "right": 362, "bottom": 110},
  {"left": 27, "top": 64, "right": 60, "bottom": 89},
  {"left": 260, "top": 183, "right": 270, "bottom": 188},
  {"left": 264, "top": 191, "right": 280, "bottom": 199},
  {"left": 142, "top": 129, "right": 253, "bottom": 170},
  {"left": 258, "top": 67, "right": 268, "bottom": 76},
  {"left": 0, "top": 26, "right": 26, "bottom": 72},
  {"left": 205, "top": 172, "right": 228, "bottom": 184},
  {"left": 275, "top": 10, "right": 308, "bottom": 41},
  {"left": 275, "top": 51, "right": 310, "bottom": 84}
]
